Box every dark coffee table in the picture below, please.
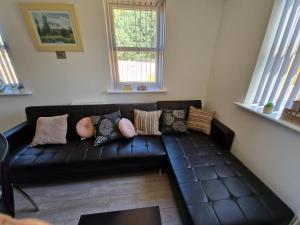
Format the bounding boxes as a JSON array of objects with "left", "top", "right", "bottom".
[{"left": 78, "top": 206, "right": 162, "bottom": 225}]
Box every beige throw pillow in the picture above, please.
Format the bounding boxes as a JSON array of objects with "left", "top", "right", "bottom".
[
  {"left": 134, "top": 109, "right": 162, "bottom": 135},
  {"left": 187, "top": 106, "right": 213, "bottom": 135},
  {"left": 31, "top": 114, "right": 68, "bottom": 146}
]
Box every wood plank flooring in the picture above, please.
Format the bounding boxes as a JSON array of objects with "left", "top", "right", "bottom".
[{"left": 14, "top": 172, "right": 183, "bottom": 225}]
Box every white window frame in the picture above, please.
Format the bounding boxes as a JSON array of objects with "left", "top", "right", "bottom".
[
  {"left": 0, "top": 29, "right": 24, "bottom": 94},
  {"left": 104, "top": 0, "right": 166, "bottom": 91},
  {"left": 245, "top": 0, "right": 300, "bottom": 111}
]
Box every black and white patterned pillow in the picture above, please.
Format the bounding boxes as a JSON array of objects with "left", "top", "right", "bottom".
[
  {"left": 91, "top": 111, "right": 122, "bottom": 146},
  {"left": 161, "top": 109, "right": 188, "bottom": 134}
]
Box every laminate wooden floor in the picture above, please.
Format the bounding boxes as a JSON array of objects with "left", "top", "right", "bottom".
[{"left": 14, "top": 172, "right": 183, "bottom": 225}]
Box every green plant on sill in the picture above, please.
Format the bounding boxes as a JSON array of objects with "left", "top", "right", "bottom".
[{"left": 265, "top": 102, "right": 274, "bottom": 108}]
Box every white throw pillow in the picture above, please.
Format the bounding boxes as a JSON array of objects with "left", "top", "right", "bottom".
[
  {"left": 134, "top": 110, "right": 162, "bottom": 135},
  {"left": 31, "top": 114, "right": 68, "bottom": 146}
]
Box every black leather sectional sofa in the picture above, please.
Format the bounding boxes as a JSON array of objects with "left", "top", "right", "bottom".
[{"left": 4, "top": 100, "right": 294, "bottom": 225}]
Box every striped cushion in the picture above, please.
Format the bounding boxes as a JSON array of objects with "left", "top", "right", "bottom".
[
  {"left": 134, "top": 109, "right": 162, "bottom": 135},
  {"left": 187, "top": 106, "right": 213, "bottom": 135}
]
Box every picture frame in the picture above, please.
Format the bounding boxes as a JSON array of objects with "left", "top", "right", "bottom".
[{"left": 20, "top": 3, "right": 83, "bottom": 52}]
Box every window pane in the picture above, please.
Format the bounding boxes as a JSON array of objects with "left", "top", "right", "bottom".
[
  {"left": 117, "top": 51, "right": 156, "bottom": 83},
  {"left": 113, "top": 8, "right": 157, "bottom": 48},
  {"left": 0, "top": 47, "right": 19, "bottom": 85},
  {"left": 0, "top": 34, "right": 4, "bottom": 46},
  {"left": 0, "top": 33, "right": 21, "bottom": 88},
  {"left": 248, "top": 0, "right": 300, "bottom": 110},
  {"left": 105, "top": 0, "right": 165, "bottom": 89}
]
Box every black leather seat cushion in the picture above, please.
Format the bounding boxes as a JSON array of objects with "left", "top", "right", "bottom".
[
  {"left": 163, "top": 131, "right": 294, "bottom": 225},
  {"left": 9, "top": 135, "right": 166, "bottom": 182}
]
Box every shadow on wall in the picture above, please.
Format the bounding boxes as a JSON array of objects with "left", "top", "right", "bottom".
[{"left": 0, "top": 111, "right": 25, "bottom": 132}]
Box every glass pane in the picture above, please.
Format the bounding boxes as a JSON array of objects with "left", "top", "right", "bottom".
[
  {"left": 113, "top": 8, "right": 157, "bottom": 48},
  {"left": 0, "top": 35, "right": 4, "bottom": 47},
  {"left": 117, "top": 51, "right": 156, "bottom": 83},
  {"left": 0, "top": 47, "right": 19, "bottom": 86}
]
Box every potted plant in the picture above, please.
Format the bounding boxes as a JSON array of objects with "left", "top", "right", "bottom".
[{"left": 263, "top": 102, "right": 274, "bottom": 114}]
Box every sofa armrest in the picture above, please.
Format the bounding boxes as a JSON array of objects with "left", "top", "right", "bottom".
[
  {"left": 3, "top": 122, "right": 33, "bottom": 153},
  {"left": 210, "top": 119, "right": 235, "bottom": 151}
]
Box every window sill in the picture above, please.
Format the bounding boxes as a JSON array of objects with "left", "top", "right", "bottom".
[
  {"left": 107, "top": 88, "right": 168, "bottom": 94},
  {"left": 234, "top": 102, "right": 300, "bottom": 134},
  {"left": 0, "top": 89, "right": 32, "bottom": 96}
]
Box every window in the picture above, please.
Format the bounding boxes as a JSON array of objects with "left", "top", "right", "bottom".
[
  {"left": 104, "top": 0, "right": 166, "bottom": 90},
  {"left": 0, "top": 32, "right": 23, "bottom": 93},
  {"left": 246, "top": 0, "right": 300, "bottom": 111}
]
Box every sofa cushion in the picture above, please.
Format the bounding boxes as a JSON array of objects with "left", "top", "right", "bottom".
[
  {"left": 91, "top": 111, "right": 122, "bottom": 146},
  {"left": 134, "top": 110, "right": 162, "bottom": 135},
  {"left": 8, "top": 135, "right": 166, "bottom": 182},
  {"left": 162, "top": 131, "right": 294, "bottom": 225},
  {"left": 118, "top": 118, "right": 136, "bottom": 138},
  {"left": 76, "top": 117, "right": 95, "bottom": 138},
  {"left": 161, "top": 109, "right": 188, "bottom": 134},
  {"left": 31, "top": 114, "right": 68, "bottom": 146},
  {"left": 187, "top": 106, "right": 214, "bottom": 135}
]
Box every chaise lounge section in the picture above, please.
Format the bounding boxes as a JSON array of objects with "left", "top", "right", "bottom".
[
  {"left": 4, "top": 100, "right": 294, "bottom": 225},
  {"left": 163, "top": 133, "right": 293, "bottom": 225}
]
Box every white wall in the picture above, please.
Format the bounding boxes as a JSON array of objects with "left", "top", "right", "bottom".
[
  {"left": 0, "top": 0, "right": 223, "bottom": 132},
  {"left": 207, "top": 0, "right": 300, "bottom": 214}
]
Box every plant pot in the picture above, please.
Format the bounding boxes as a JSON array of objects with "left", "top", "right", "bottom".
[{"left": 263, "top": 106, "right": 274, "bottom": 114}]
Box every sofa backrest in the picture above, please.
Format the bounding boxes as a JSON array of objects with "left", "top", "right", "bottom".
[
  {"left": 157, "top": 100, "right": 202, "bottom": 113},
  {"left": 25, "top": 100, "right": 202, "bottom": 139},
  {"left": 26, "top": 103, "right": 158, "bottom": 139}
]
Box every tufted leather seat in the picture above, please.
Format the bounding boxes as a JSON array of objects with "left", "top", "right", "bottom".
[
  {"left": 10, "top": 136, "right": 164, "bottom": 166},
  {"left": 162, "top": 132, "right": 294, "bottom": 225},
  {"left": 7, "top": 102, "right": 166, "bottom": 183},
  {"left": 9, "top": 135, "right": 166, "bottom": 182}
]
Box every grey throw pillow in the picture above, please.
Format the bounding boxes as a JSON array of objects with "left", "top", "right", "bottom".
[
  {"left": 161, "top": 109, "right": 188, "bottom": 134},
  {"left": 91, "top": 111, "right": 122, "bottom": 146}
]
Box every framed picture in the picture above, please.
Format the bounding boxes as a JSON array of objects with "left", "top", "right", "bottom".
[{"left": 20, "top": 3, "right": 83, "bottom": 52}]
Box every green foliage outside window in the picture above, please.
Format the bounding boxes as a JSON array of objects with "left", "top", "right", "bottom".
[{"left": 113, "top": 8, "right": 157, "bottom": 61}]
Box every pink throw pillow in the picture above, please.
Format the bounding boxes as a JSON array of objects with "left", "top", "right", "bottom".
[
  {"left": 118, "top": 118, "right": 136, "bottom": 138},
  {"left": 76, "top": 117, "right": 95, "bottom": 138}
]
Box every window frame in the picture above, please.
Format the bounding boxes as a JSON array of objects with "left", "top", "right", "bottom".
[
  {"left": 245, "top": 0, "right": 300, "bottom": 111},
  {"left": 104, "top": 1, "right": 166, "bottom": 90},
  {"left": 0, "top": 30, "right": 23, "bottom": 92}
]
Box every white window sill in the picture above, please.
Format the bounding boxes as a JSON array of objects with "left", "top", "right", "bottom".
[
  {"left": 107, "top": 88, "right": 168, "bottom": 94},
  {"left": 0, "top": 89, "right": 32, "bottom": 96},
  {"left": 234, "top": 102, "right": 300, "bottom": 134}
]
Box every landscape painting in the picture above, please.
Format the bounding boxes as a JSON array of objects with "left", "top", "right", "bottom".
[
  {"left": 31, "top": 11, "right": 76, "bottom": 44},
  {"left": 21, "top": 3, "right": 83, "bottom": 51}
]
